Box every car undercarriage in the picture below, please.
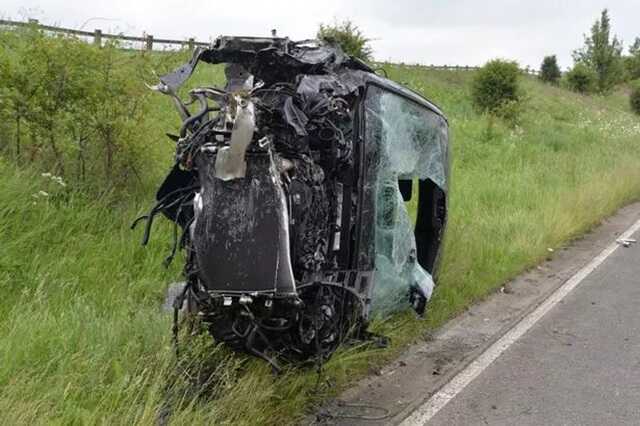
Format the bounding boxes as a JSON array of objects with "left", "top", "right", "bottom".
[{"left": 134, "top": 36, "right": 449, "bottom": 369}]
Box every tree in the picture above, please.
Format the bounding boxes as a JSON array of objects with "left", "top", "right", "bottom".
[
  {"left": 565, "top": 63, "right": 597, "bottom": 93},
  {"left": 539, "top": 55, "right": 561, "bottom": 85},
  {"left": 630, "top": 38, "right": 640, "bottom": 56},
  {"left": 317, "top": 20, "right": 372, "bottom": 61},
  {"left": 631, "top": 82, "right": 640, "bottom": 115},
  {"left": 625, "top": 37, "right": 640, "bottom": 81},
  {"left": 572, "top": 9, "right": 624, "bottom": 92}
]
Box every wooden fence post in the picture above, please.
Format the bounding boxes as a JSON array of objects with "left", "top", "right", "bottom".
[
  {"left": 94, "top": 29, "right": 102, "bottom": 47},
  {"left": 145, "top": 34, "right": 153, "bottom": 51}
]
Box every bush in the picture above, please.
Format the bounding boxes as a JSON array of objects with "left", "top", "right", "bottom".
[
  {"left": 0, "top": 27, "right": 156, "bottom": 192},
  {"left": 626, "top": 38, "right": 640, "bottom": 81},
  {"left": 626, "top": 56, "right": 640, "bottom": 81},
  {"left": 565, "top": 63, "right": 597, "bottom": 93},
  {"left": 471, "top": 59, "right": 523, "bottom": 121},
  {"left": 630, "top": 83, "right": 640, "bottom": 115},
  {"left": 317, "top": 20, "right": 372, "bottom": 61},
  {"left": 540, "top": 55, "right": 561, "bottom": 85}
]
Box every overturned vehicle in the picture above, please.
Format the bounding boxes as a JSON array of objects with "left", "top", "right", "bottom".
[{"left": 136, "top": 36, "right": 449, "bottom": 366}]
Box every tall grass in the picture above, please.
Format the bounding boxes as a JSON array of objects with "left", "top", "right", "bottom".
[{"left": 1, "top": 59, "right": 639, "bottom": 424}]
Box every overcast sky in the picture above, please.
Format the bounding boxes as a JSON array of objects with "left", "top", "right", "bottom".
[{"left": 2, "top": 0, "right": 638, "bottom": 70}]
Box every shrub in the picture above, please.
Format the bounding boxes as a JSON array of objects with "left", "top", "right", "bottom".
[
  {"left": 626, "top": 56, "right": 640, "bottom": 81},
  {"left": 539, "top": 55, "right": 561, "bottom": 85},
  {"left": 471, "top": 59, "right": 523, "bottom": 121},
  {"left": 565, "top": 63, "right": 597, "bottom": 94},
  {"left": 626, "top": 38, "right": 640, "bottom": 81},
  {"left": 317, "top": 20, "right": 372, "bottom": 61},
  {"left": 630, "top": 83, "right": 640, "bottom": 115},
  {"left": 0, "top": 27, "right": 154, "bottom": 192}
]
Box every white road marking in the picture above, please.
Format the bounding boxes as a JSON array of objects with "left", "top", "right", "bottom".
[{"left": 400, "top": 217, "right": 640, "bottom": 426}]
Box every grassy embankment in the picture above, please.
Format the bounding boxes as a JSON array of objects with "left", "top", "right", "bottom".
[{"left": 1, "top": 58, "right": 640, "bottom": 424}]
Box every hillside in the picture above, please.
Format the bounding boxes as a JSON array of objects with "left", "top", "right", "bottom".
[{"left": 1, "top": 60, "right": 640, "bottom": 424}]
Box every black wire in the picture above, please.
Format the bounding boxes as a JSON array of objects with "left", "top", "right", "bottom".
[
  {"left": 163, "top": 193, "right": 193, "bottom": 267},
  {"left": 179, "top": 217, "right": 195, "bottom": 250},
  {"left": 180, "top": 106, "right": 216, "bottom": 138},
  {"left": 245, "top": 325, "right": 282, "bottom": 374},
  {"left": 131, "top": 185, "right": 199, "bottom": 246},
  {"left": 138, "top": 196, "right": 184, "bottom": 247},
  {"left": 258, "top": 320, "right": 292, "bottom": 332},
  {"left": 131, "top": 185, "right": 196, "bottom": 231},
  {"left": 178, "top": 118, "right": 222, "bottom": 164}
]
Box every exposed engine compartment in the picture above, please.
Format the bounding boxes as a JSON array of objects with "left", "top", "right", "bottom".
[{"left": 135, "top": 36, "right": 449, "bottom": 368}]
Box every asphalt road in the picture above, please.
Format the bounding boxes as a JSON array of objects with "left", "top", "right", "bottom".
[
  {"left": 319, "top": 204, "right": 640, "bottom": 426},
  {"left": 429, "top": 229, "right": 640, "bottom": 426}
]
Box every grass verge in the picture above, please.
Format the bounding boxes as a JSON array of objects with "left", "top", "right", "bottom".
[{"left": 1, "top": 64, "right": 640, "bottom": 425}]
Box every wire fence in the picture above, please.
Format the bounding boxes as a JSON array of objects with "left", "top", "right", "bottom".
[
  {"left": 374, "top": 63, "right": 540, "bottom": 76},
  {"left": 0, "top": 18, "right": 540, "bottom": 75}
]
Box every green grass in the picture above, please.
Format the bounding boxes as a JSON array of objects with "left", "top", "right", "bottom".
[{"left": 2, "top": 63, "right": 640, "bottom": 425}]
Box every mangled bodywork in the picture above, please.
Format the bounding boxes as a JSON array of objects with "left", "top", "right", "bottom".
[{"left": 136, "top": 36, "right": 449, "bottom": 366}]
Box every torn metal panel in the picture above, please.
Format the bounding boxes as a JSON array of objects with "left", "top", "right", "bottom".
[
  {"left": 214, "top": 97, "right": 255, "bottom": 180},
  {"left": 135, "top": 35, "right": 450, "bottom": 366}
]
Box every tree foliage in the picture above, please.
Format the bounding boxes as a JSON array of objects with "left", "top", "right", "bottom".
[
  {"left": 471, "top": 59, "right": 524, "bottom": 123},
  {"left": 625, "top": 37, "right": 640, "bottom": 81},
  {"left": 630, "top": 82, "right": 640, "bottom": 115},
  {"left": 572, "top": 9, "right": 624, "bottom": 92},
  {"left": 317, "top": 20, "right": 373, "bottom": 61},
  {"left": 564, "top": 63, "right": 597, "bottom": 93},
  {"left": 539, "top": 55, "right": 561, "bottom": 85}
]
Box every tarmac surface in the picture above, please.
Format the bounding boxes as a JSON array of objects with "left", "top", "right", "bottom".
[
  {"left": 316, "top": 202, "right": 640, "bottom": 426},
  {"left": 429, "top": 227, "right": 640, "bottom": 425}
]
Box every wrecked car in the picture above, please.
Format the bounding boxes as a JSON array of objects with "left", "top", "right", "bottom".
[{"left": 134, "top": 36, "right": 449, "bottom": 367}]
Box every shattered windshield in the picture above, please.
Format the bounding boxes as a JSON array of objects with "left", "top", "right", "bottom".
[
  {"left": 365, "top": 85, "right": 449, "bottom": 190},
  {"left": 364, "top": 84, "right": 449, "bottom": 313}
]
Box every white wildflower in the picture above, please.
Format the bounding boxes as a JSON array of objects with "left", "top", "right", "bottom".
[{"left": 53, "top": 176, "right": 66, "bottom": 187}]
